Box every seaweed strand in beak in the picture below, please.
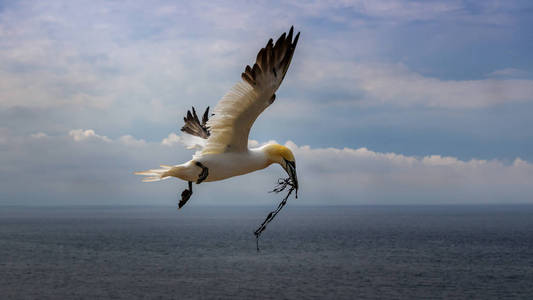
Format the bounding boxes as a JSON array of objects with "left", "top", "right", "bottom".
[{"left": 285, "top": 160, "right": 298, "bottom": 198}]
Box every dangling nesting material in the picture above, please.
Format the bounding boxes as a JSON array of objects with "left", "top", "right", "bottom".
[{"left": 254, "top": 177, "right": 298, "bottom": 251}]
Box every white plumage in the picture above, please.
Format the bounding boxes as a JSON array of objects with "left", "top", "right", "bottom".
[{"left": 200, "top": 81, "right": 261, "bottom": 155}]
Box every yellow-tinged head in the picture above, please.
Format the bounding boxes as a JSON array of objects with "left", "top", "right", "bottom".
[
  {"left": 264, "top": 144, "right": 295, "bottom": 164},
  {"left": 263, "top": 143, "right": 298, "bottom": 191}
]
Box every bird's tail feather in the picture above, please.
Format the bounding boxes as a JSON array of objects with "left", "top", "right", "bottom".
[{"left": 134, "top": 165, "right": 173, "bottom": 182}]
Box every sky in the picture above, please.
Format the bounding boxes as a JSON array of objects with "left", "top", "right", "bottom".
[{"left": 1, "top": 0, "right": 532, "bottom": 206}]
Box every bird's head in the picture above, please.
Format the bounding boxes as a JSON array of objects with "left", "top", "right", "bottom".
[{"left": 263, "top": 144, "right": 298, "bottom": 192}]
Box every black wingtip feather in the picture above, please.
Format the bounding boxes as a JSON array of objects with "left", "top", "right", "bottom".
[
  {"left": 241, "top": 27, "right": 300, "bottom": 92},
  {"left": 293, "top": 32, "right": 300, "bottom": 47},
  {"left": 180, "top": 106, "right": 211, "bottom": 139},
  {"left": 287, "top": 26, "right": 294, "bottom": 42},
  {"left": 202, "top": 106, "right": 209, "bottom": 124},
  {"left": 274, "top": 32, "right": 286, "bottom": 49}
]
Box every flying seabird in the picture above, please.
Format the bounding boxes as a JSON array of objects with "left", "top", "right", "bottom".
[{"left": 135, "top": 27, "right": 300, "bottom": 209}]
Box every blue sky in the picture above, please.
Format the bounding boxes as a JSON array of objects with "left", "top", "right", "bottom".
[{"left": 1, "top": 0, "right": 532, "bottom": 205}]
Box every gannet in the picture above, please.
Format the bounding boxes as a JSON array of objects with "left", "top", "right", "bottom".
[{"left": 135, "top": 27, "right": 300, "bottom": 209}]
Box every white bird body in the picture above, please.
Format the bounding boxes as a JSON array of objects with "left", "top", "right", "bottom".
[
  {"left": 165, "top": 147, "right": 270, "bottom": 183},
  {"left": 135, "top": 27, "right": 300, "bottom": 208}
]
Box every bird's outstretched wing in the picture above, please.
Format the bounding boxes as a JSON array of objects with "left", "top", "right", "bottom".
[{"left": 200, "top": 26, "right": 300, "bottom": 155}]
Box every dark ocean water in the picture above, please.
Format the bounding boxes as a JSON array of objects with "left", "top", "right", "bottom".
[{"left": 1, "top": 205, "right": 533, "bottom": 299}]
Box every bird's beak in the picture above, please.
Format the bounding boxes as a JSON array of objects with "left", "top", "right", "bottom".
[{"left": 285, "top": 160, "right": 298, "bottom": 197}]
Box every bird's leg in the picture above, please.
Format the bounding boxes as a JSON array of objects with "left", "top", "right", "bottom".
[
  {"left": 178, "top": 163, "right": 208, "bottom": 209},
  {"left": 195, "top": 162, "right": 209, "bottom": 184},
  {"left": 179, "top": 181, "right": 193, "bottom": 209}
]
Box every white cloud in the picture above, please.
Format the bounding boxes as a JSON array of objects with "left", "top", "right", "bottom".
[
  {"left": 248, "top": 139, "right": 260, "bottom": 148},
  {"left": 69, "top": 129, "right": 111, "bottom": 142},
  {"left": 118, "top": 135, "right": 146, "bottom": 147},
  {"left": 297, "top": 62, "right": 533, "bottom": 108},
  {"left": 30, "top": 132, "right": 48, "bottom": 139},
  {"left": 284, "top": 140, "right": 533, "bottom": 203},
  {"left": 161, "top": 134, "right": 264, "bottom": 149},
  {"left": 486, "top": 68, "right": 530, "bottom": 78},
  {"left": 69, "top": 129, "right": 145, "bottom": 146},
  {"left": 161, "top": 133, "right": 181, "bottom": 146},
  {"left": 164, "top": 133, "right": 207, "bottom": 150}
]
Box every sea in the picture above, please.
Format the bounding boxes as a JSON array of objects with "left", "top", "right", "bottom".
[{"left": 1, "top": 205, "right": 532, "bottom": 299}]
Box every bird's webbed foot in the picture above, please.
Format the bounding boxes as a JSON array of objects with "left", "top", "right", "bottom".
[
  {"left": 178, "top": 181, "right": 193, "bottom": 209},
  {"left": 195, "top": 162, "right": 209, "bottom": 184}
]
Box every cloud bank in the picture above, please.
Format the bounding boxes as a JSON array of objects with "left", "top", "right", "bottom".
[
  {"left": 1, "top": 129, "right": 531, "bottom": 206},
  {"left": 296, "top": 62, "right": 533, "bottom": 108}
]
